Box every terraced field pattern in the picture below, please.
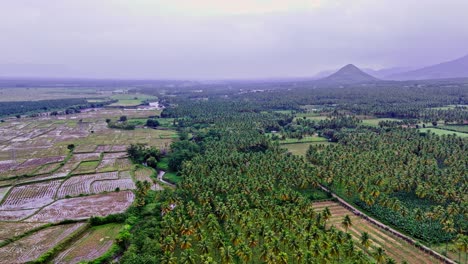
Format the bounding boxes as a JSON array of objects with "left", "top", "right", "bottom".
[{"left": 0, "top": 107, "right": 174, "bottom": 263}]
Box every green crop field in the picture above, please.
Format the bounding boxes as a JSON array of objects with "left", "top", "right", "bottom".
[{"left": 109, "top": 94, "right": 157, "bottom": 107}]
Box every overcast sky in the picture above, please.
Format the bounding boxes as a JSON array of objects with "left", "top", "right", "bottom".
[{"left": 1, "top": 0, "right": 468, "bottom": 79}]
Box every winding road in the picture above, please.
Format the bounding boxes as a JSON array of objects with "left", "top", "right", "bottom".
[{"left": 157, "top": 170, "right": 176, "bottom": 188}]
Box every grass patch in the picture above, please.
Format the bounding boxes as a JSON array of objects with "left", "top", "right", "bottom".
[
  {"left": 73, "top": 160, "right": 100, "bottom": 174},
  {"left": 157, "top": 157, "right": 170, "bottom": 171},
  {"left": 109, "top": 94, "right": 157, "bottom": 107},
  {"left": 283, "top": 142, "right": 333, "bottom": 156},
  {"left": 279, "top": 136, "right": 328, "bottom": 144},
  {"left": 162, "top": 171, "right": 182, "bottom": 185},
  {"left": 419, "top": 128, "right": 468, "bottom": 138}
]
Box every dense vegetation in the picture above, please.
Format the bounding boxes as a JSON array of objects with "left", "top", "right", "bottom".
[
  {"left": 111, "top": 79, "right": 467, "bottom": 263},
  {"left": 120, "top": 102, "right": 379, "bottom": 263},
  {"left": 307, "top": 129, "right": 467, "bottom": 244}
]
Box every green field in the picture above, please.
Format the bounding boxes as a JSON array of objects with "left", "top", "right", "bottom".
[
  {"left": 283, "top": 141, "right": 333, "bottom": 156},
  {"left": 295, "top": 113, "right": 330, "bottom": 121},
  {"left": 419, "top": 128, "right": 468, "bottom": 138},
  {"left": 439, "top": 124, "right": 468, "bottom": 133},
  {"left": 109, "top": 94, "right": 157, "bottom": 107},
  {"left": 279, "top": 136, "right": 328, "bottom": 144}
]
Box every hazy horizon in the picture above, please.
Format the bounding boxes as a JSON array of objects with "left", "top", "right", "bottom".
[{"left": 1, "top": 0, "right": 468, "bottom": 79}]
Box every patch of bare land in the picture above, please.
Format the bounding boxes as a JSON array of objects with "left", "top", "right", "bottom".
[{"left": 26, "top": 191, "right": 135, "bottom": 223}]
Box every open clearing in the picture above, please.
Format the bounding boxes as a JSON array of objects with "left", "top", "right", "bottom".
[
  {"left": 283, "top": 141, "right": 333, "bottom": 156},
  {"left": 313, "top": 201, "right": 442, "bottom": 264},
  {"left": 54, "top": 223, "right": 122, "bottom": 264}
]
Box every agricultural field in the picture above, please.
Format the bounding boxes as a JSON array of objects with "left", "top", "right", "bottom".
[
  {"left": 0, "top": 105, "right": 175, "bottom": 262},
  {"left": 109, "top": 94, "right": 157, "bottom": 107},
  {"left": 279, "top": 135, "right": 328, "bottom": 144},
  {"left": 295, "top": 113, "right": 330, "bottom": 121},
  {"left": 0, "top": 88, "right": 109, "bottom": 102},
  {"left": 26, "top": 191, "right": 135, "bottom": 223},
  {"left": 0, "top": 222, "right": 85, "bottom": 264},
  {"left": 54, "top": 223, "right": 122, "bottom": 264},
  {"left": 313, "top": 201, "right": 442, "bottom": 264}
]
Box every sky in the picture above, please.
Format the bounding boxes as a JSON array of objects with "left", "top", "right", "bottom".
[{"left": 1, "top": 0, "right": 468, "bottom": 79}]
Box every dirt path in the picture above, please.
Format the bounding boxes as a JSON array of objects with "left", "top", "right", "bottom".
[
  {"left": 157, "top": 171, "right": 175, "bottom": 188},
  {"left": 317, "top": 184, "right": 455, "bottom": 264}
]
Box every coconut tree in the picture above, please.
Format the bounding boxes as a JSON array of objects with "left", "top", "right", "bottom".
[
  {"left": 160, "top": 251, "right": 177, "bottom": 264},
  {"left": 442, "top": 219, "right": 456, "bottom": 254},
  {"left": 454, "top": 234, "right": 468, "bottom": 264},
  {"left": 373, "top": 247, "right": 386, "bottom": 263},
  {"left": 341, "top": 215, "right": 352, "bottom": 233},
  {"left": 361, "top": 232, "right": 371, "bottom": 250}
]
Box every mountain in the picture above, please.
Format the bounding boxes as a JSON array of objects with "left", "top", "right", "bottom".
[
  {"left": 388, "top": 54, "right": 468, "bottom": 80},
  {"left": 363, "top": 67, "right": 415, "bottom": 79},
  {"left": 318, "top": 64, "right": 379, "bottom": 84}
]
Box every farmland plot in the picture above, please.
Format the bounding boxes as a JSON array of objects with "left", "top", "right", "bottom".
[
  {"left": 15, "top": 172, "right": 68, "bottom": 185},
  {"left": 73, "top": 144, "right": 97, "bottom": 153},
  {"left": 17, "top": 156, "right": 65, "bottom": 169},
  {"left": 0, "top": 222, "right": 45, "bottom": 243},
  {"left": 95, "top": 158, "right": 116, "bottom": 172},
  {"left": 0, "top": 187, "right": 10, "bottom": 202},
  {"left": 313, "top": 201, "right": 441, "bottom": 264},
  {"left": 118, "top": 171, "right": 132, "bottom": 179},
  {"left": 53, "top": 223, "right": 122, "bottom": 264},
  {"left": 134, "top": 167, "right": 162, "bottom": 191},
  {"left": 0, "top": 180, "right": 61, "bottom": 210},
  {"left": 33, "top": 162, "right": 62, "bottom": 175},
  {"left": 72, "top": 160, "right": 100, "bottom": 174},
  {"left": 0, "top": 160, "right": 20, "bottom": 172},
  {"left": 115, "top": 158, "right": 133, "bottom": 171},
  {"left": 0, "top": 223, "right": 85, "bottom": 264},
  {"left": 0, "top": 208, "right": 38, "bottom": 221},
  {"left": 57, "top": 172, "right": 119, "bottom": 198},
  {"left": 26, "top": 191, "right": 135, "bottom": 223},
  {"left": 69, "top": 153, "right": 101, "bottom": 163},
  {"left": 91, "top": 179, "right": 136, "bottom": 193}
]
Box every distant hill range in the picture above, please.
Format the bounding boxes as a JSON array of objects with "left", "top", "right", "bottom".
[
  {"left": 317, "top": 64, "right": 379, "bottom": 84},
  {"left": 386, "top": 54, "right": 468, "bottom": 80}
]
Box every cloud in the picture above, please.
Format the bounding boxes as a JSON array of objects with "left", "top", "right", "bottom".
[{"left": 0, "top": 0, "right": 467, "bottom": 78}]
